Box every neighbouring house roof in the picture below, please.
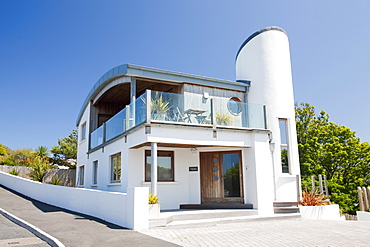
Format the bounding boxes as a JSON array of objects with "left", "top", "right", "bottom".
[{"left": 76, "top": 64, "right": 249, "bottom": 126}]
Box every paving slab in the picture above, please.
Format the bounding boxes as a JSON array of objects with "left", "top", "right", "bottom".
[
  {"left": 0, "top": 185, "right": 179, "bottom": 247},
  {"left": 140, "top": 216, "right": 370, "bottom": 246}
]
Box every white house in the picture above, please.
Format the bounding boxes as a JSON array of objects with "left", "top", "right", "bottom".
[{"left": 76, "top": 26, "right": 300, "bottom": 215}]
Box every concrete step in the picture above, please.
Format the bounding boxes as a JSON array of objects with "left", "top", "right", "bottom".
[
  {"left": 150, "top": 209, "right": 258, "bottom": 228},
  {"left": 273, "top": 201, "right": 298, "bottom": 207},
  {"left": 180, "top": 203, "right": 253, "bottom": 210},
  {"left": 273, "top": 201, "right": 299, "bottom": 214},
  {"left": 150, "top": 210, "right": 301, "bottom": 228}
]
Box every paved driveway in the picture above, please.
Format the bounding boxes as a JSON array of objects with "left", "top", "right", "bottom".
[{"left": 140, "top": 217, "right": 370, "bottom": 246}]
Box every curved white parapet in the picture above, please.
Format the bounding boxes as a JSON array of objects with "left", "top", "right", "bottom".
[{"left": 236, "top": 27, "right": 300, "bottom": 202}]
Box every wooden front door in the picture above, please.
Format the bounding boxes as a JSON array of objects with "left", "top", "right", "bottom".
[{"left": 200, "top": 151, "right": 243, "bottom": 204}]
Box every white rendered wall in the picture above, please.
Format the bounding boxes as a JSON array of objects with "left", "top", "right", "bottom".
[
  {"left": 236, "top": 27, "right": 300, "bottom": 202},
  {"left": 76, "top": 102, "right": 90, "bottom": 187},
  {"left": 0, "top": 171, "right": 149, "bottom": 230}
]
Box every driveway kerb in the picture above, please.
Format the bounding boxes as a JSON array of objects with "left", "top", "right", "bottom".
[{"left": 0, "top": 207, "right": 64, "bottom": 247}]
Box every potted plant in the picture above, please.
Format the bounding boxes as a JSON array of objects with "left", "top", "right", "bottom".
[
  {"left": 148, "top": 193, "right": 160, "bottom": 219},
  {"left": 150, "top": 92, "right": 172, "bottom": 121},
  {"left": 216, "top": 112, "right": 233, "bottom": 126},
  {"left": 142, "top": 92, "right": 172, "bottom": 121},
  {"left": 299, "top": 188, "right": 342, "bottom": 220}
]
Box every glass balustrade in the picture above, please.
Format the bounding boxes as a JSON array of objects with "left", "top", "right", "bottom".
[
  {"left": 90, "top": 125, "right": 104, "bottom": 149},
  {"left": 89, "top": 90, "right": 266, "bottom": 149},
  {"left": 106, "top": 109, "right": 125, "bottom": 141},
  {"left": 149, "top": 91, "right": 212, "bottom": 125},
  {"left": 213, "top": 97, "right": 266, "bottom": 129}
]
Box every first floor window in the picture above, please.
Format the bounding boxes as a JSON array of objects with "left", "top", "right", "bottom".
[
  {"left": 78, "top": 165, "right": 85, "bottom": 186},
  {"left": 145, "top": 150, "right": 174, "bottom": 182},
  {"left": 110, "top": 153, "right": 121, "bottom": 183},
  {"left": 92, "top": 160, "right": 98, "bottom": 185},
  {"left": 81, "top": 122, "right": 86, "bottom": 141},
  {"left": 279, "top": 119, "right": 290, "bottom": 173}
]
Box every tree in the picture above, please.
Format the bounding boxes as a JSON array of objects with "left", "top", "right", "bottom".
[
  {"left": 34, "top": 146, "right": 49, "bottom": 158},
  {"left": 0, "top": 144, "right": 8, "bottom": 157},
  {"left": 296, "top": 103, "right": 370, "bottom": 214},
  {"left": 0, "top": 148, "right": 34, "bottom": 166},
  {"left": 50, "top": 129, "right": 77, "bottom": 168}
]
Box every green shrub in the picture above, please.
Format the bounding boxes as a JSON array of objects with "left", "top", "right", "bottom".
[
  {"left": 49, "top": 174, "right": 61, "bottom": 185},
  {"left": 8, "top": 167, "right": 19, "bottom": 176}
]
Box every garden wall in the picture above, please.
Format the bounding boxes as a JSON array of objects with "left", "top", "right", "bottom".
[
  {"left": 0, "top": 171, "right": 149, "bottom": 230},
  {"left": 0, "top": 165, "right": 76, "bottom": 187}
]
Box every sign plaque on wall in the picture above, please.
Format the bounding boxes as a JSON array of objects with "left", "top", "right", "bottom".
[{"left": 189, "top": 166, "right": 198, "bottom": 172}]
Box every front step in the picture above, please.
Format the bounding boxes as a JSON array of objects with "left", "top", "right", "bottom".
[
  {"left": 273, "top": 201, "right": 299, "bottom": 214},
  {"left": 150, "top": 209, "right": 258, "bottom": 228},
  {"left": 180, "top": 203, "right": 253, "bottom": 210}
]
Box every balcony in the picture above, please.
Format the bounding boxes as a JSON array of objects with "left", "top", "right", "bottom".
[{"left": 89, "top": 90, "right": 266, "bottom": 149}]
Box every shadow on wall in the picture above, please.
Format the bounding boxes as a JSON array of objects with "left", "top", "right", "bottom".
[{"left": 0, "top": 165, "right": 76, "bottom": 187}]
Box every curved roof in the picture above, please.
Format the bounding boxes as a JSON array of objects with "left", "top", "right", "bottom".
[
  {"left": 76, "top": 64, "right": 249, "bottom": 125},
  {"left": 235, "top": 26, "right": 287, "bottom": 60}
]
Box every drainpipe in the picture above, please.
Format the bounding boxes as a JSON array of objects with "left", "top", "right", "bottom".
[
  {"left": 151, "top": 142, "right": 158, "bottom": 196},
  {"left": 269, "top": 132, "right": 277, "bottom": 201}
]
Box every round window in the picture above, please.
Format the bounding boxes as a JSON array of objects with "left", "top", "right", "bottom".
[{"left": 227, "top": 97, "right": 242, "bottom": 115}]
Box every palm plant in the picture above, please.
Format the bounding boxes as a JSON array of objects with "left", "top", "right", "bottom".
[
  {"left": 49, "top": 174, "right": 62, "bottom": 185},
  {"left": 28, "top": 157, "right": 51, "bottom": 182},
  {"left": 8, "top": 167, "right": 19, "bottom": 176},
  {"left": 142, "top": 92, "right": 172, "bottom": 120},
  {"left": 148, "top": 193, "right": 159, "bottom": 204},
  {"left": 300, "top": 188, "right": 330, "bottom": 206},
  {"left": 216, "top": 112, "right": 233, "bottom": 126}
]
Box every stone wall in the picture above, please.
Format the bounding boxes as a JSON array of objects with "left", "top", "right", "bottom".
[{"left": 0, "top": 165, "right": 76, "bottom": 187}]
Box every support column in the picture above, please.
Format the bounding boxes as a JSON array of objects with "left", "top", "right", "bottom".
[{"left": 151, "top": 142, "right": 158, "bottom": 195}]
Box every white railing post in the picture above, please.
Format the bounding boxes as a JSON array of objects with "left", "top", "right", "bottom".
[
  {"left": 146, "top": 90, "right": 151, "bottom": 124},
  {"left": 125, "top": 105, "right": 130, "bottom": 131}
]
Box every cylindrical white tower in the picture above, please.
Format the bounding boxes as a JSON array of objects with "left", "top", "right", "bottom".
[{"left": 236, "top": 27, "right": 300, "bottom": 202}]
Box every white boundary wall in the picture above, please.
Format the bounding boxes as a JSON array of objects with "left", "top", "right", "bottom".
[{"left": 0, "top": 171, "right": 149, "bottom": 230}]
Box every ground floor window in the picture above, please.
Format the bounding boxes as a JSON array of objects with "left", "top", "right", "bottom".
[
  {"left": 92, "top": 160, "right": 98, "bottom": 185},
  {"left": 78, "top": 165, "right": 84, "bottom": 186},
  {"left": 110, "top": 153, "right": 121, "bottom": 183},
  {"left": 145, "top": 150, "right": 174, "bottom": 182}
]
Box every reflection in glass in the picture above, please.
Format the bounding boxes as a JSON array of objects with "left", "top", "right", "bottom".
[
  {"left": 145, "top": 151, "right": 173, "bottom": 181},
  {"left": 223, "top": 153, "right": 241, "bottom": 197}
]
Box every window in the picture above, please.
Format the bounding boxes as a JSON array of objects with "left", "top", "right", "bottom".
[
  {"left": 279, "top": 119, "right": 290, "bottom": 173},
  {"left": 110, "top": 153, "right": 121, "bottom": 183},
  {"left": 227, "top": 97, "right": 242, "bottom": 115},
  {"left": 78, "top": 165, "right": 85, "bottom": 186},
  {"left": 81, "top": 122, "right": 86, "bottom": 141},
  {"left": 92, "top": 160, "right": 98, "bottom": 185},
  {"left": 145, "top": 150, "right": 174, "bottom": 182}
]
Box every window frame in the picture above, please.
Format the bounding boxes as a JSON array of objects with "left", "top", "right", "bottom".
[
  {"left": 278, "top": 118, "right": 290, "bottom": 174},
  {"left": 92, "top": 160, "right": 98, "bottom": 185},
  {"left": 81, "top": 122, "right": 87, "bottom": 142},
  {"left": 227, "top": 97, "right": 242, "bottom": 116},
  {"left": 145, "top": 150, "right": 174, "bottom": 182},
  {"left": 110, "top": 153, "right": 121, "bottom": 183},
  {"left": 78, "top": 165, "right": 85, "bottom": 186}
]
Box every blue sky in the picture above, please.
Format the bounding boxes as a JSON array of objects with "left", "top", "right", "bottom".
[{"left": 1, "top": 0, "right": 369, "bottom": 150}]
